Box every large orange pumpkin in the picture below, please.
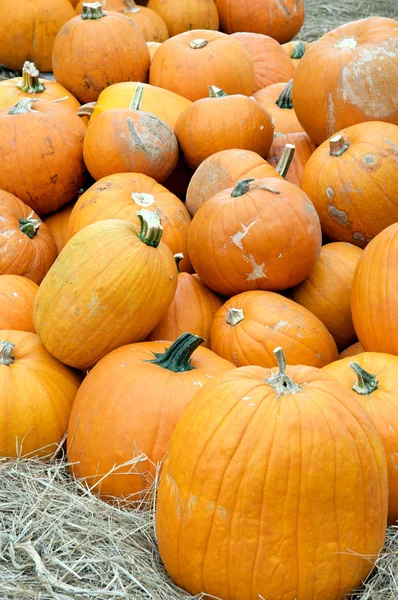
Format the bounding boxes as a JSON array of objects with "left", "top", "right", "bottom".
[
  {"left": 34, "top": 211, "right": 178, "bottom": 369},
  {"left": 292, "top": 17, "right": 398, "bottom": 145},
  {"left": 149, "top": 30, "right": 255, "bottom": 102},
  {"left": 0, "top": 98, "right": 87, "bottom": 215},
  {"left": 0, "top": 330, "right": 82, "bottom": 458},
  {"left": 324, "top": 352, "right": 398, "bottom": 524},
  {"left": 67, "top": 333, "right": 234, "bottom": 500},
  {"left": 52, "top": 3, "right": 151, "bottom": 103},
  {"left": 267, "top": 131, "right": 316, "bottom": 187},
  {"left": 0, "top": 191, "right": 58, "bottom": 285},
  {"left": 147, "top": 0, "right": 218, "bottom": 37},
  {"left": 188, "top": 177, "right": 322, "bottom": 296},
  {"left": 301, "top": 122, "right": 398, "bottom": 247},
  {"left": 156, "top": 347, "right": 387, "bottom": 600},
  {"left": 0, "top": 275, "right": 38, "bottom": 333},
  {"left": 43, "top": 201, "right": 76, "bottom": 254},
  {"left": 254, "top": 81, "right": 304, "bottom": 134}
]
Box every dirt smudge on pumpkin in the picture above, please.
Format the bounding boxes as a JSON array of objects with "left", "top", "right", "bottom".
[
  {"left": 328, "top": 205, "right": 348, "bottom": 225},
  {"left": 126, "top": 118, "right": 146, "bottom": 152},
  {"left": 87, "top": 291, "right": 100, "bottom": 317}
]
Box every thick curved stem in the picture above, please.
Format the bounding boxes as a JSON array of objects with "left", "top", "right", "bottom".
[
  {"left": 265, "top": 347, "right": 303, "bottom": 397},
  {"left": 148, "top": 332, "right": 204, "bottom": 372},
  {"left": 290, "top": 41, "right": 306, "bottom": 59},
  {"left": 208, "top": 86, "right": 228, "bottom": 98},
  {"left": 17, "top": 62, "right": 45, "bottom": 94},
  {"left": 276, "top": 144, "right": 295, "bottom": 178},
  {"left": 19, "top": 214, "right": 41, "bottom": 239},
  {"left": 174, "top": 253, "right": 184, "bottom": 273},
  {"left": 226, "top": 308, "right": 244, "bottom": 327},
  {"left": 349, "top": 362, "right": 378, "bottom": 395},
  {"left": 77, "top": 102, "right": 96, "bottom": 117},
  {"left": 329, "top": 134, "right": 349, "bottom": 157},
  {"left": 82, "top": 2, "right": 105, "bottom": 19},
  {"left": 275, "top": 80, "right": 293, "bottom": 109},
  {"left": 129, "top": 83, "right": 144, "bottom": 111},
  {"left": 0, "top": 341, "right": 15, "bottom": 366},
  {"left": 137, "top": 209, "right": 163, "bottom": 247},
  {"left": 231, "top": 178, "right": 281, "bottom": 198},
  {"left": 9, "top": 98, "right": 38, "bottom": 114}
]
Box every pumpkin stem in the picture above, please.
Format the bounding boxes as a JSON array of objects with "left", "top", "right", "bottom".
[
  {"left": 132, "top": 192, "right": 155, "bottom": 208},
  {"left": 231, "top": 178, "right": 281, "bottom": 198},
  {"left": 290, "top": 40, "right": 306, "bottom": 59},
  {"left": 275, "top": 80, "right": 293, "bottom": 109},
  {"left": 122, "top": 0, "right": 140, "bottom": 12},
  {"left": 19, "top": 213, "right": 41, "bottom": 239},
  {"left": 82, "top": 2, "right": 105, "bottom": 19},
  {"left": 0, "top": 341, "right": 15, "bottom": 366},
  {"left": 265, "top": 347, "right": 303, "bottom": 397},
  {"left": 148, "top": 332, "right": 204, "bottom": 372},
  {"left": 17, "top": 62, "right": 45, "bottom": 94},
  {"left": 226, "top": 308, "right": 244, "bottom": 327},
  {"left": 137, "top": 209, "right": 163, "bottom": 247},
  {"left": 276, "top": 143, "right": 295, "bottom": 178},
  {"left": 349, "top": 362, "right": 379, "bottom": 395},
  {"left": 190, "top": 38, "right": 208, "bottom": 49},
  {"left": 77, "top": 101, "right": 96, "bottom": 117},
  {"left": 329, "top": 134, "right": 349, "bottom": 157},
  {"left": 8, "top": 98, "right": 39, "bottom": 114},
  {"left": 208, "top": 86, "right": 228, "bottom": 98},
  {"left": 174, "top": 252, "right": 184, "bottom": 273},
  {"left": 129, "top": 83, "right": 145, "bottom": 111}
]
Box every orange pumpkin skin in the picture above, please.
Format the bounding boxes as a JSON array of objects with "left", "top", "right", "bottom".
[
  {"left": 67, "top": 173, "right": 192, "bottom": 273},
  {"left": 83, "top": 108, "right": 179, "bottom": 183},
  {"left": 0, "top": 275, "right": 38, "bottom": 333},
  {"left": 33, "top": 217, "right": 178, "bottom": 370},
  {"left": 0, "top": 99, "right": 87, "bottom": 216},
  {"left": 267, "top": 131, "right": 316, "bottom": 187},
  {"left": 351, "top": 223, "right": 398, "bottom": 355},
  {"left": 324, "top": 352, "right": 398, "bottom": 523},
  {"left": 292, "top": 242, "right": 363, "bottom": 350},
  {"left": 52, "top": 8, "right": 150, "bottom": 104},
  {"left": 292, "top": 17, "right": 398, "bottom": 146},
  {"left": 215, "top": 0, "right": 304, "bottom": 43},
  {"left": 0, "top": 330, "right": 82, "bottom": 458},
  {"left": 148, "top": 0, "right": 218, "bottom": 38},
  {"left": 147, "top": 41, "right": 162, "bottom": 59},
  {"left": 231, "top": 33, "right": 295, "bottom": 92},
  {"left": 188, "top": 178, "right": 322, "bottom": 296},
  {"left": 156, "top": 360, "right": 387, "bottom": 600},
  {"left": 67, "top": 335, "right": 234, "bottom": 499},
  {"left": 43, "top": 201, "right": 76, "bottom": 254},
  {"left": 0, "top": 191, "right": 58, "bottom": 285},
  {"left": 282, "top": 39, "right": 309, "bottom": 68},
  {"left": 211, "top": 290, "right": 338, "bottom": 368},
  {"left": 301, "top": 122, "right": 398, "bottom": 247},
  {"left": 254, "top": 82, "right": 304, "bottom": 134},
  {"left": 175, "top": 92, "right": 274, "bottom": 170},
  {"left": 339, "top": 342, "right": 364, "bottom": 359},
  {"left": 149, "top": 30, "right": 255, "bottom": 102}
]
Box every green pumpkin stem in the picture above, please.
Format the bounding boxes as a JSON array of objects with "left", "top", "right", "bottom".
[
  {"left": 226, "top": 308, "right": 244, "bottom": 327},
  {"left": 208, "top": 86, "right": 228, "bottom": 98},
  {"left": 19, "top": 214, "right": 41, "bottom": 239},
  {"left": 290, "top": 41, "right": 307, "bottom": 59},
  {"left": 0, "top": 341, "right": 15, "bottom": 366},
  {"left": 148, "top": 332, "right": 204, "bottom": 372},
  {"left": 77, "top": 101, "right": 96, "bottom": 117},
  {"left": 129, "top": 83, "right": 144, "bottom": 111},
  {"left": 266, "top": 347, "right": 303, "bottom": 397},
  {"left": 17, "top": 62, "right": 45, "bottom": 94},
  {"left": 9, "top": 98, "right": 38, "bottom": 114},
  {"left": 82, "top": 2, "right": 105, "bottom": 19},
  {"left": 276, "top": 143, "right": 295, "bottom": 178},
  {"left": 349, "top": 362, "right": 379, "bottom": 395},
  {"left": 137, "top": 209, "right": 163, "bottom": 247},
  {"left": 275, "top": 80, "right": 293, "bottom": 110},
  {"left": 231, "top": 178, "right": 281, "bottom": 198},
  {"left": 329, "top": 134, "right": 349, "bottom": 157},
  {"left": 174, "top": 253, "right": 184, "bottom": 273}
]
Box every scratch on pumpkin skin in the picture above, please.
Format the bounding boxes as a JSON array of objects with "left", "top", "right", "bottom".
[
  {"left": 126, "top": 118, "right": 146, "bottom": 152},
  {"left": 273, "top": 320, "right": 289, "bottom": 331},
  {"left": 87, "top": 291, "right": 100, "bottom": 317},
  {"left": 243, "top": 254, "right": 267, "bottom": 281},
  {"left": 230, "top": 220, "right": 257, "bottom": 250}
]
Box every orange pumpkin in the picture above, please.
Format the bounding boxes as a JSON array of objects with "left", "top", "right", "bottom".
[
  {"left": 0, "top": 190, "right": 57, "bottom": 285},
  {"left": 175, "top": 87, "right": 274, "bottom": 170},
  {"left": 0, "top": 275, "right": 38, "bottom": 333},
  {"left": 43, "top": 201, "right": 76, "bottom": 254},
  {"left": 188, "top": 177, "right": 322, "bottom": 296},
  {"left": 231, "top": 33, "right": 295, "bottom": 92},
  {"left": 147, "top": 41, "right": 162, "bottom": 59},
  {"left": 254, "top": 81, "right": 304, "bottom": 133},
  {"left": 67, "top": 173, "right": 192, "bottom": 273},
  {"left": 267, "top": 131, "right": 316, "bottom": 187},
  {"left": 52, "top": 3, "right": 150, "bottom": 103},
  {"left": 149, "top": 30, "right": 255, "bottom": 102},
  {"left": 301, "top": 122, "right": 398, "bottom": 247},
  {"left": 282, "top": 40, "right": 309, "bottom": 68},
  {"left": 292, "top": 17, "right": 398, "bottom": 145},
  {"left": 339, "top": 342, "right": 364, "bottom": 359},
  {"left": 147, "top": 0, "right": 218, "bottom": 37},
  {"left": 67, "top": 333, "right": 235, "bottom": 500},
  {"left": 0, "top": 330, "right": 82, "bottom": 458},
  {"left": 0, "top": 98, "right": 87, "bottom": 215},
  {"left": 156, "top": 347, "right": 387, "bottom": 600}
]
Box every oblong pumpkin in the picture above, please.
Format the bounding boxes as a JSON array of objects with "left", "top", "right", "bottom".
[
  {"left": 254, "top": 81, "right": 304, "bottom": 134},
  {"left": 0, "top": 275, "right": 38, "bottom": 333},
  {"left": 147, "top": 0, "right": 218, "bottom": 37}
]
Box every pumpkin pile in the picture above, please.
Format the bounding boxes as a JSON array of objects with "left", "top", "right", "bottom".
[{"left": 0, "top": 2, "right": 397, "bottom": 599}]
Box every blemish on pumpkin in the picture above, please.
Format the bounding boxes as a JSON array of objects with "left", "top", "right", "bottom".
[
  {"left": 232, "top": 352, "right": 239, "bottom": 366},
  {"left": 50, "top": 174, "right": 58, "bottom": 184},
  {"left": 326, "top": 187, "right": 335, "bottom": 199},
  {"left": 230, "top": 221, "right": 257, "bottom": 250},
  {"left": 306, "top": 203, "right": 317, "bottom": 215},
  {"left": 87, "top": 291, "right": 100, "bottom": 317},
  {"left": 242, "top": 396, "right": 251, "bottom": 401},
  {"left": 218, "top": 506, "right": 227, "bottom": 519},
  {"left": 274, "top": 320, "right": 289, "bottom": 331},
  {"left": 169, "top": 276, "right": 174, "bottom": 281},
  {"left": 132, "top": 192, "right": 154, "bottom": 207},
  {"left": 363, "top": 154, "right": 375, "bottom": 165},
  {"left": 243, "top": 254, "right": 267, "bottom": 281},
  {"left": 12, "top": 292, "right": 18, "bottom": 298},
  {"left": 353, "top": 232, "right": 365, "bottom": 241},
  {"left": 328, "top": 205, "right": 348, "bottom": 225},
  {"left": 277, "top": 253, "right": 283, "bottom": 259},
  {"left": 336, "top": 37, "right": 357, "bottom": 50}
]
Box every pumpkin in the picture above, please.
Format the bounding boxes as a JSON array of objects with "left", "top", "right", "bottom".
[
  {"left": 43, "top": 201, "right": 76, "bottom": 253},
  {"left": 339, "top": 342, "right": 364, "bottom": 359},
  {"left": 67, "top": 173, "right": 192, "bottom": 273},
  {"left": 215, "top": 0, "right": 304, "bottom": 42},
  {"left": 147, "top": 0, "right": 218, "bottom": 37},
  {"left": 301, "top": 122, "right": 398, "bottom": 247},
  {"left": 351, "top": 223, "right": 398, "bottom": 355},
  {"left": 33, "top": 211, "right": 178, "bottom": 369},
  {"left": 188, "top": 177, "right": 322, "bottom": 296},
  {"left": 0, "top": 0, "right": 76, "bottom": 72},
  {"left": 0, "top": 275, "right": 38, "bottom": 333},
  {"left": 148, "top": 255, "right": 223, "bottom": 347},
  {"left": 0, "top": 190, "right": 57, "bottom": 285},
  {"left": 0, "top": 98, "right": 87, "bottom": 216},
  {"left": 0, "top": 330, "right": 82, "bottom": 458},
  {"left": 147, "top": 41, "right": 162, "bottom": 59},
  {"left": 253, "top": 81, "right": 304, "bottom": 134},
  {"left": 175, "top": 87, "right": 274, "bottom": 170},
  {"left": 156, "top": 346, "right": 387, "bottom": 600},
  {"left": 282, "top": 39, "right": 309, "bottom": 68},
  {"left": 52, "top": 3, "right": 151, "bottom": 103},
  {"left": 231, "top": 33, "right": 295, "bottom": 92},
  {"left": 291, "top": 242, "right": 363, "bottom": 350},
  {"left": 324, "top": 352, "right": 398, "bottom": 523},
  {"left": 149, "top": 30, "right": 255, "bottom": 102},
  {"left": 292, "top": 17, "right": 398, "bottom": 145},
  {"left": 267, "top": 131, "right": 316, "bottom": 187},
  {"left": 67, "top": 333, "right": 234, "bottom": 499}
]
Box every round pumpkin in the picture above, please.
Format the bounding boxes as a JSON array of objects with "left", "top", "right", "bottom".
[
  {"left": 301, "top": 121, "right": 398, "bottom": 247},
  {"left": 211, "top": 291, "right": 338, "bottom": 368},
  {"left": 254, "top": 81, "right": 304, "bottom": 134},
  {"left": 291, "top": 242, "right": 363, "bottom": 350},
  {"left": 156, "top": 346, "right": 387, "bottom": 600},
  {"left": 67, "top": 173, "right": 192, "bottom": 273},
  {"left": 149, "top": 30, "right": 255, "bottom": 102},
  {"left": 0, "top": 98, "right": 87, "bottom": 215},
  {"left": 0, "top": 275, "right": 38, "bottom": 333},
  {"left": 148, "top": 0, "right": 218, "bottom": 37},
  {"left": 67, "top": 333, "right": 234, "bottom": 499},
  {"left": 282, "top": 40, "right": 309, "bottom": 68},
  {"left": 0, "top": 190, "right": 58, "bottom": 284},
  {"left": 33, "top": 211, "right": 178, "bottom": 369},
  {"left": 292, "top": 17, "right": 398, "bottom": 145},
  {"left": 188, "top": 177, "right": 322, "bottom": 296},
  {"left": 324, "top": 352, "right": 398, "bottom": 523},
  {"left": 266, "top": 131, "right": 316, "bottom": 187},
  {"left": 0, "top": 330, "right": 82, "bottom": 458},
  {"left": 52, "top": 3, "right": 151, "bottom": 103},
  {"left": 43, "top": 201, "right": 76, "bottom": 254},
  {"left": 339, "top": 342, "right": 364, "bottom": 359}
]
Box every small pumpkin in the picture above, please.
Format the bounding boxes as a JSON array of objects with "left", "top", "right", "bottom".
[
  {"left": 0, "top": 275, "right": 38, "bottom": 333},
  {"left": 148, "top": 0, "right": 218, "bottom": 37},
  {"left": 266, "top": 131, "right": 316, "bottom": 187},
  {"left": 43, "top": 201, "right": 76, "bottom": 254},
  {"left": 254, "top": 80, "right": 303, "bottom": 134},
  {"left": 282, "top": 40, "right": 309, "bottom": 68},
  {"left": 339, "top": 342, "right": 364, "bottom": 359}
]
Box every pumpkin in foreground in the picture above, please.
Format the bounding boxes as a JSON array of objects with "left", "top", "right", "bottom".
[{"left": 156, "top": 347, "right": 388, "bottom": 600}]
